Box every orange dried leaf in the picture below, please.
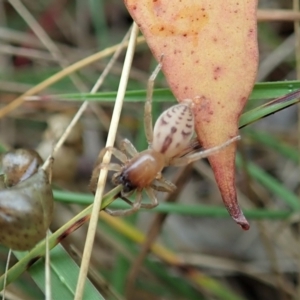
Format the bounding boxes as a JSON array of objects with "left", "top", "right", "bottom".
[{"left": 125, "top": 0, "right": 259, "bottom": 229}]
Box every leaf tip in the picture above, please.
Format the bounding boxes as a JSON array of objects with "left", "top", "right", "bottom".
[{"left": 233, "top": 213, "right": 250, "bottom": 231}]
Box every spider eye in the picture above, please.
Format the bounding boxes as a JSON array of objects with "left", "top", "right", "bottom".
[
  {"left": 117, "top": 173, "right": 135, "bottom": 193},
  {"left": 123, "top": 181, "right": 135, "bottom": 193},
  {"left": 123, "top": 186, "right": 131, "bottom": 193}
]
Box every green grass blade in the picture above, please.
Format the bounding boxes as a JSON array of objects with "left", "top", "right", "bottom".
[
  {"left": 14, "top": 244, "right": 103, "bottom": 300},
  {"left": 51, "top": 80, "right": 300, "bottom": 103},
  {"left": 99, "top": 217, "right": 246, "bottom": 300},
  {"left": 244, "top": 129, "right": 299, "bottom": 163},
  {"left": 0, "top": 185, "right": 122, "bottom": 291},
  {"left": 53, "top": 190, "right": 292, "bottom": 220},
  {"left": 88, "top": 0, "right": 109, "bottom": 48},
  {"left": 236, "top": 154, "right": 300, "bottom": 210}
]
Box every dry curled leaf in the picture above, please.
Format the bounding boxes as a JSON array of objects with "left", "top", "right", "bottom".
[
  {"left": 0, "top": 149, "right": 54, "bottom": 250},
  {"left": 1, "top": 149, "right": 43, "bottom": 187},
  {"left": 124, "top": 0, "right": 258, "bottom": 229}
]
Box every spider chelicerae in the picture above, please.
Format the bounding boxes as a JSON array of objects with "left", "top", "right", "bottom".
[{"left": 90, "top": 62, "right": 240, "bottom": 216}]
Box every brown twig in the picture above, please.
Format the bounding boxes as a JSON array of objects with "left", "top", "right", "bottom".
[{"left": 125, "top": 164, "right": 194, "bottom": 299}]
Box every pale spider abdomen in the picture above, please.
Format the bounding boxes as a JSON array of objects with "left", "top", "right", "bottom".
[{"left": 152, "top": 101, "right": 194, "bottom": 159}]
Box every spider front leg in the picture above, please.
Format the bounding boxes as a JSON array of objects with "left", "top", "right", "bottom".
[
  {"left": 105, "top": 188, "right": 159, "bottom": 215},
  {"left": 120, "top": 139, "right": 138, "bottom": 158},
  {"left": 151, "top": 176, "right": 177, "bottom": 193},
  {"left": 95, "top": 146, "right": 128, "bottom": 164},
  {"left": 121, "top": 187, "right": 160, "bottom": 209},
  {"left": 144, "top": 60, "right": 163, "bottom": 146},
  {"left": 142, "top": 187, "right": 159, "bottom": 209},
  {"left": 89, "top": 147, "right": 126, "bottom": 193},
  {"left": 169, "top": 136, "right": 241, "bottom": 166},
  {"left": 105, "top": 189, "right": 143, "bottom": 216}
]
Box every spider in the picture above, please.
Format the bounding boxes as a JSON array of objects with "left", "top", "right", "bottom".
[{"left": 90, "top": 62, "right": 240, "bottom": 216}]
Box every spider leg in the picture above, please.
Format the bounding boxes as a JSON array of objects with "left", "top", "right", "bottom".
[
  {"left": 108, "top": 147, "right": 128, "bottom": 163},
  {"left": 120, "top": 139, "right": 138, "bottom": 158},
  {"left": 105, "top": 189, "right": 143, "bottom": 216},
  {"left": 90, "top": 147, "right": 126, "bottom": 193},
  {"left": 89, "top": 163, "right": 122, "bottom": 194},
  {"left": 142, "top": 187, "right": 159, "bottom": 209},
  {"left": 96, "top": 146, "right": 127, "bottom": 164},
  {"left": 169, "top": 135, "right": 241, "bottom": 166},
  {"left": 151, "top": 177, "right": 177, "bottom": 193},
  {"left": 99, "top": 163, "right": 122, "bottom": 172},
  {"left": 104, "top": 193, "right": 135, "bottom": 215},
  {"left": 113, "top": 190, "right": 157, "bottom": 210},
  {"left": 118, "top": 194, "right": 135, "bottom": 206},
  {"left": 144, "top": 58, "right": 163, "bottom": 146}
]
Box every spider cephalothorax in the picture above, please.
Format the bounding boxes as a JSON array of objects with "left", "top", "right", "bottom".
[{"left": 90, "top": 63, "right": 240, "bottom": 216}]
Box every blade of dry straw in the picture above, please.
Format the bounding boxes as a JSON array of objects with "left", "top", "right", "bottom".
[{"left": 74, "top": 22, "right": 139, "bottom": 300}]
